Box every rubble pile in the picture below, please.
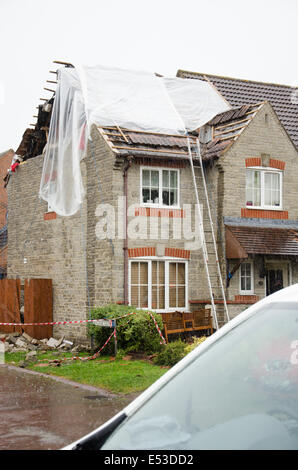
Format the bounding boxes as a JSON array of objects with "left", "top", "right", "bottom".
[{"left": 0, "top": 332, "right": 90, "bottom": 355}]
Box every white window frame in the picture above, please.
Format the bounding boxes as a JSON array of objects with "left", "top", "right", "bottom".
[
  {"left": 239, "top": 260, "right": 254, "bottom": 295},
  {"left": 128, "top": 257, "right": 188, "bottom": 312},
  {"left": 140, "top": 167, "right": 180, "bottom": 209},
  {"left": 246, "top": 167, "right": 283, "bottom": 210}
]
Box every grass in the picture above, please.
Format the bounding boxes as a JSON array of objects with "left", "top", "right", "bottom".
[{"left": 4, "top": 351, "right": 168, "bottom": 394}]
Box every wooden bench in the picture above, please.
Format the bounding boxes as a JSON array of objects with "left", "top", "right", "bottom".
[
  {"left": 192, "top": 309, "right": 213, "bottom": 335},
  {"left": 161, "top": 311, "right": 184, "bottom": 343},
  {"left": 161, "top": 309, "right": 213, "bottom": 342}
]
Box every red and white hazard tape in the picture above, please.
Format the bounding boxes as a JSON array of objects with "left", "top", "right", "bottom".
[
  {"left": 148, "top": 312, "right": 166, "bottom": 345},
  {"left": 0, "top": 311, "right": 166, "bottom": 351},
  {"left": 0, "top": 319, "right": 112, "bottom": 327},
  {"left": 72, "top": 328, "right": 117, "bottom": 362}
]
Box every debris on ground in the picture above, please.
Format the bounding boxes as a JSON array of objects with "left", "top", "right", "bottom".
[{"left": 1, "top": 332, "right": 91, "bottom": 355}]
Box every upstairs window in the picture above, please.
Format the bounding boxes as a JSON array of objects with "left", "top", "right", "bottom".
[
  {"left": 246, "top": 169, "right": 282, "bottom": 209},
  {"left": 141, "top": 168, "right": 179, "bottom": 207}
]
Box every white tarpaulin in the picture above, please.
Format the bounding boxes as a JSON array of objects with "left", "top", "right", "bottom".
[{"left": 40, "top": 64, "right": 230, "bottom": 216}]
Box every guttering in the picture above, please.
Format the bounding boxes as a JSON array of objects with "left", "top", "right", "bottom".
[{"left": 117, "top": 150, "right": 199, "bottom": 161}]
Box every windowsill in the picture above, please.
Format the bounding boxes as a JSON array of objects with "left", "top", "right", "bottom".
[
  {"left": 140, "top": 203, "right": 181, "bottom": 210},
  {"left": 241, "top": 208, "right": 288, "bottom": 219},
  {"left": 245, "top": 205, "right": 283, "bottom": 211},
  {"left": 135, "top": 307, "right": 188, "bottom": 313},
  {"left": 135, "top": 207, "right": 185, "bottom": 218}
]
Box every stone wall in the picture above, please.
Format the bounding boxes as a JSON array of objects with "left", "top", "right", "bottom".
[{"left": 7, "top": 150, "right": 88, "bottom": 342}]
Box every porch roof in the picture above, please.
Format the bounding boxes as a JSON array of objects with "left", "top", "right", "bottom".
[{"left": 225, "top": 225, "right": 298, "bottom": 258}]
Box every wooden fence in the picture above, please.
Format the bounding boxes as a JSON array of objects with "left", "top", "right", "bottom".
[
  {"left": 0, "top": 279, "right": 21, "bottom": 334},
  {"left": 0, "top": 278, "right": 52, "bottom": 339}
]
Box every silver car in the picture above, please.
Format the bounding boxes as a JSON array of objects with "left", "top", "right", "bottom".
[{"left": 64, "top": 284, "right": 298, "bottom": 450}]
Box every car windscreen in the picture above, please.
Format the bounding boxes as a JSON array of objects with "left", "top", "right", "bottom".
[{"left": 102, "top": 302, "right": 298, "bottom": 450}]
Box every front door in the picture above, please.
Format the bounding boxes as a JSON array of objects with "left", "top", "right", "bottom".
[{"left": 265, "top": 262, "right": 290, "bottom": 296}]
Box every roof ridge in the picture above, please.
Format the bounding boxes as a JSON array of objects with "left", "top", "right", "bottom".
[{"left": 177, "top": 70, "right": 297, "bottom": 90}]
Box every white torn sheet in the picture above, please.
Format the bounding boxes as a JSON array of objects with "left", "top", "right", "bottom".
[{"left": 40, "top": 65, "right": 230, "bottom": 216}]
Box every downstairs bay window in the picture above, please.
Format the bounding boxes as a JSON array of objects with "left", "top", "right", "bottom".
[{"left": 129, "top": 259, "right": 188, "bottom": 311}]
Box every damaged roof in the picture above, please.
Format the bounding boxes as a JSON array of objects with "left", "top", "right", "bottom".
[
  {"left": 177, "top": 70, "right": 298, "bottom": 148},
  {"left": 16, "top": 99, "right": 54, "bottom": 160},
  {"left": 226, "top": 225, "right": 298, "bottom": 256},
  {"left": 98, "top": 102, "right": 264, "bottom": 162},
  {"left": 203, "top": 102, "right": 265, "bottom": 161},
  {"left": 97, "top": 126, "right": 198, "bottom": 160}
]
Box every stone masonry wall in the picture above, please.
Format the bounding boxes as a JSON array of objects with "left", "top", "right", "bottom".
[{"left": 7, "top": 154, "right": 88, "bottom": 342}]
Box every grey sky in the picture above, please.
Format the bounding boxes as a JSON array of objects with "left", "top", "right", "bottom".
[{"left": 0, "top": 0, "right": 297, "bottom": 152}]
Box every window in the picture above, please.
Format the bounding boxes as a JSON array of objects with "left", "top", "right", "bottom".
[
  {"left": 169, "top": 262, "right": 186, "bottom": 308},
  {"left": 152, "top": 261, "right": 165, "bottom": 309},
  {"left": 141, "top": 168, "right": 179, "bottom": 207},
  {"left": 246, "top": 168, "right": 282, "bottom": 209},
  {"left": 129, "top": 259, "right": 187, "bottom": 311},
  {"left": 130, "top": 262, "right": 149, "bottom": 308},
  {"left": 239, "top": 261, "right": 254, "bottom": 294}
]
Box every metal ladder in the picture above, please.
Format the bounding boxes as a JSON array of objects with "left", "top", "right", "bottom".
[{"left": 186, "top": 137, "right": 230, "bottom": 329}]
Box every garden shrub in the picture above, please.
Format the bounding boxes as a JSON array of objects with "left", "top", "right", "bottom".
[
  {"left": 154, "top": 340, "right": 187, "bottom": 367},
  {"left": 184, "top": 336, "right": 207, "bottom": 355},
  {"left": 88, "top": 304, "right": 164, "bottom": 354},
  {"left": 154, "top": 336, "right": 207, "bottom": 367}
]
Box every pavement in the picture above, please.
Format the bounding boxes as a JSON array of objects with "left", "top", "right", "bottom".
[{"left": 0, "top": 365, "right": 137, "bottom": 450}]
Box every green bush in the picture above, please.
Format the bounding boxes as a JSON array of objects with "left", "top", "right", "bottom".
[
  {"left": 88, "top": 304, "right": 164, "bottom": 354},
  {"left": 154, "top": 336, "right": 207, "bottom": 367},
  {"left": 184, "top": 336, "right": 207, "bottom": 355},
  {"left": 154, "top": 340, "right": 187, "bottom": 367}
]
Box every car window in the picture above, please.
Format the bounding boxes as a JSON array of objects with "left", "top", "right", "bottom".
[{"left": 102, "top": 302, "right": 298, "bottom": 450}]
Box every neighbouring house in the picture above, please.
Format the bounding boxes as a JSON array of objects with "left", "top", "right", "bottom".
[
  {"left": 176, "top": 70, "right": 298, "bottom": 148},
  {"left": 6, "top": 68, "right": 298, "bottom": 342},
  {"left": 0, "top": 149, "right": 14, "bottom": 279},
  {"left": 177, "top": 70, "right": 298, "bottom": 317}
]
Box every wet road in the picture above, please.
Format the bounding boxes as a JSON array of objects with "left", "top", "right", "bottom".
[{"left": 0, "top": 365, "right": 137, "bottom": 450}]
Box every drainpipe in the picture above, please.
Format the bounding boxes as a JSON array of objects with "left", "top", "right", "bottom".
[{"left": 123, "top": 157, "right": 132, "bottom": 305}]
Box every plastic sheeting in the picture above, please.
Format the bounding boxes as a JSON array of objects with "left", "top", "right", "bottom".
[
  {"left": 40, "top": 65, "right": 230, "bottom": 216},
  {"left": 40, "top": 68, "right": 87, "bottom": 216}
]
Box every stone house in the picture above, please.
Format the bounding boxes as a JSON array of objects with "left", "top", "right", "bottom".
[{"left": 6, "top": 71, "right": 298, "bottom": 341}]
